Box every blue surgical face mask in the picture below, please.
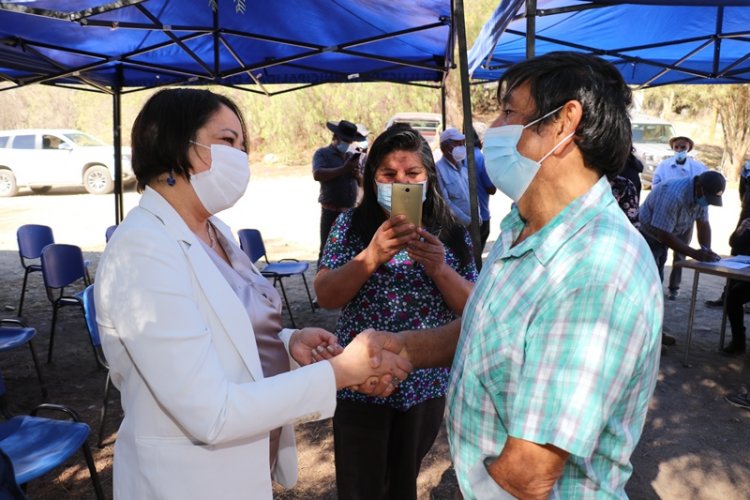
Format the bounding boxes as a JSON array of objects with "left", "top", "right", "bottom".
[
  {"left": 375, "top": 180, "right": 428, "bottom": 213},
  {"left": 696, "top": 195, "right": 709, "bottom": 207},
  {"left": 483, "top": 106, "right": 572, "bottom": 202},
  {"left": 675, "top": 150, "right": 688, "bottom": 162},
  {"left": 336, "top": 141, "right": 351, "bottom": 154},
  {"left": 451, "top": 145, "right": 467, "bottom": 162}
]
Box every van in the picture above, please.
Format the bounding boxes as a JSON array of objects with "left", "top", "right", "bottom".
[
  {"left": 0, "top": 129, "right": 134, "bottom": 197},
  {"left": 385, "top": 112, "right": 442, "bottom": 147}
]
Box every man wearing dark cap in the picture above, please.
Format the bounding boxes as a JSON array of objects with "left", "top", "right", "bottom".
[
  {"left": 639, "top": 170, "right": 725, "bottom": 346},
  {"left": 652, "top": 136, "right": 708, "bottom": 299},
  {"left": 313, "top": 119, "right": 366, "bottom": 263}
]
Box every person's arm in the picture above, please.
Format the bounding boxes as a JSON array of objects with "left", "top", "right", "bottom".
[
  {"left": 729, "top": 218, "right": 750, "bottom": 250},
  {"left": 436, "top": 164, "right": 472, "bottom": 225},
  {"left": 486, "top": 437, "right": 569, "bottom": 499},
  {"left": 695, "top": 218, "right": 711, "bottom": 248},
  {"left": 312, "top": 152, "right": 360, "bottom": 182},
  {"left": 314, "top": 215, "right": 418, "bottom": 309},
  {"left": 654, "top": 226, "right": 718, "bottom": 261},
  {"left": 406, "top": 227, "right": 473, "bottom": 314},
  {"left": 98, "top": 224, "right": 411, "bottom": 447},
  {"left": 356, "top": 319, "right": 462, "bottom": 372}
]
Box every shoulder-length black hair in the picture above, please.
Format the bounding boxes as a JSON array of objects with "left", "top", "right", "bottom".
[
  {"left": 131, "top": 88, "right": 248, "bottom": 191},
  {"left": 350, "top": 124, "right": 472, "bottom": 266}
]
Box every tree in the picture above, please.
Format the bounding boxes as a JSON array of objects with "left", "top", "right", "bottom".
[{"left": 714, "top": 85, "right": 750, "bottom": 180}]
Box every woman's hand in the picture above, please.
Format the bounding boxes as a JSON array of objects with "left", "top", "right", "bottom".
[
  {"left": 328, "top": 328, "right": 412, "bottom": 390},
  {"left": 289, "top": 328, "right": 343, "bottom": 366},
  {"left": 364, "top": 215, "right": 419, "bottom": 267},
  {"left": 407, "top": 227, "right": 446, "bottom": 278}
]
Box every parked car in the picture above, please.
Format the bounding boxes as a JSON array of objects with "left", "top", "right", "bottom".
[
  {"left": 0, "top": 129, "right": 134, "bottom": 197},
  {"left": 631, "top": 115, "right": 680, "bottom": 189},
  {"left": 385, "top": 112, "right": 442, "bottom": 148}
]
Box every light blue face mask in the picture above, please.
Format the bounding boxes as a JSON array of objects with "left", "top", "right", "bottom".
[
  {"left": 483, "top": 106, "right": 572, "bottom": 202},
  {"left": 336, "top": 141, "right": 351, "bottom": 154},
  {"left": 375, "top": 180, "right": 428, "bottom": 213},
  {"left": 675, "top": 150, "right": 688, "bottom": 162},
  {"left": 696, "top": 195, "right": 709, "bottom": 208}
]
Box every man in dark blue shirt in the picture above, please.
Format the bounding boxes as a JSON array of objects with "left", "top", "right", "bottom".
[{"left": 313, "top": 120, "right": 365, "bottom": 264}]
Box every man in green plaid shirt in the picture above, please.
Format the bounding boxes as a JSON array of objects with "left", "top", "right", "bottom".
[{"left": 355, "top": 52, "right": 663, "bottom": 498}]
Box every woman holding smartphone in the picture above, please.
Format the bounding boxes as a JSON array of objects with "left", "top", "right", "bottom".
[{"left": 314, "top": 124, "right": 476, "bottom": 499}]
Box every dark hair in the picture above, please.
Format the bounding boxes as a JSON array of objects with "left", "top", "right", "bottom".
[
  {"left": 351, "top": 125, "right": 472, "bottom": 266},
  {"left": 497, "top": 51, "right": 632, "bottom": 179},
  {"left": 131, "top": 88, "right": 248, "bottom": 191}
]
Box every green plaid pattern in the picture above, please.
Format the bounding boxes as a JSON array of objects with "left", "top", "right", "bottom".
[{"left": 447, "top": 177, "right": 663, "bottom": 499}]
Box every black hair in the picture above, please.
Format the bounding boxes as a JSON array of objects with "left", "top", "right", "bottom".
[
  {"left": 497, "top": 51, "right": 632, "bottom": 179},
  {"left": 350, "top": 124, "right": 472, "bottom": 266},
  {"left": 131, "top": 88, "right": 248, "bottom": 191}
]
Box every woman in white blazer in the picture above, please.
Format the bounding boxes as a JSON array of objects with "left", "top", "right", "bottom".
[{"left": 95, "top": 88, "right": 411, "bottom": 500}]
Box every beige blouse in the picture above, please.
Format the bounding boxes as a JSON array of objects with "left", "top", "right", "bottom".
[{"left": 201, "top": 232, "right": 290, "bottom": 471}]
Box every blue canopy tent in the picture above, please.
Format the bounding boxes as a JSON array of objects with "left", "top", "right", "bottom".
[
  {"left": 469, "top": 0, "right": 750, "bottom": 86},
  {"left": 0, "top": 0, "right": 457, "bottom": 221}
]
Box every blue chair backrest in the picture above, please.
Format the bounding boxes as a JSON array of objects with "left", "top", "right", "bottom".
[
  {"left": 237, "top": 229, "right": 267, "bottom": 264},
  {"left": 105, "top": 225, "right": 117, "bottom": 243},
  {"left": 16, "top": 225, "right": 54, "bottom": 261},
  {"left": 40, "top": 244, "right": 87, "bottom": 290},
  {"left": 81, "top": 285, "right": 100, "bottom": 349}
]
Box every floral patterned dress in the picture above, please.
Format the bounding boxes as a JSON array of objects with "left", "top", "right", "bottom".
[
  {"left": 610, "top": 175, "right": 640, "bottom": 228},
  {"left": 320, "top": 210, "right": 478, "bottom": 411}
]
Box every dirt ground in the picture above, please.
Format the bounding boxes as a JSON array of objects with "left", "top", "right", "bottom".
[{"left": 1, "top": 165, "right": 749, "bottom": 499}]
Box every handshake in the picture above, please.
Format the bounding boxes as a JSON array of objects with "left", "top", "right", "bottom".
[{"left": 290, "top": 328, "right": 411, "bottom": 397}]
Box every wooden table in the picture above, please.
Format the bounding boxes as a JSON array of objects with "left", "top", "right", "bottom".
[{"left": 675, "top": 258, "right": 750, "bottom": 366}]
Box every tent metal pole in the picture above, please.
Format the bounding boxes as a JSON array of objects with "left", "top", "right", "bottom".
[
  {"left": 526, "top": 0, "right": 537, "bottom": 59},
  {"left": 113, "top": 64, "right": 124, "bottom": 224},
  {"left": 441, "top": 85, "right": 447, "bottom": 132},
  {"left": 454, "top": 0, "right": 482, "bottom": 269}
]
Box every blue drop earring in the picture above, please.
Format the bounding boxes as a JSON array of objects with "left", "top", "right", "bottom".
[{"left": 166, "top": 170, "right": 176, "bottom": 186}]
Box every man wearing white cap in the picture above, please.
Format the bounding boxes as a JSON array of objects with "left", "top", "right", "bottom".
[{"left": 436, "top": 127, "right": 473, "bottom": 226}]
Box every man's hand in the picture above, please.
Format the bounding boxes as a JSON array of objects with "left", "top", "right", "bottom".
[
  {"left": 345, "top": 329, "right": 408, "bottom": 397},
  {"left": 289, "top": 328, "right": 343, "bottom": 366},
  {"left": 328, "top": 329, "right": 412, "bottom": 390},
  {"left": 344, "top": 152, "right": 361, "bottom": 175},
  {"left": 695, "top": 247, "right": 721, "bottom": 262}
]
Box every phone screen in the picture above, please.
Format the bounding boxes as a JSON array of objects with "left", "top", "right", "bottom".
[{"left": 391, "top": 183, "right": 423, "bottom": 226}]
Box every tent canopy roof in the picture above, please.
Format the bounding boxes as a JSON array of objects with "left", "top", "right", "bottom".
[
  {"left": 469, "top": 0, "right": 750, "bottom": 87},
  {"left": 0, "top": 0, "right": 454, "bottom": 95}
]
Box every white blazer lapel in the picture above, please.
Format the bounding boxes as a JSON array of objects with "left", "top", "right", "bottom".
[{"left": 139, "top": 189, "right": 265, "bottom": 382}]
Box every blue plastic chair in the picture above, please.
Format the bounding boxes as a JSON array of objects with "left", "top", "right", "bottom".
[
  {"left": 237, "top": 229, "right": 315, "bottom": 328},
  {"left": 15, "top": 225, "right": 54, "bottom": 317},
  {"left": 39, "top": 244, "right": 92, "bottom": 365},
  {"left": 0, "top": 372, "right": 104, "bottom": 499},
  {"left": 81, "top": 285, "right": 115, "bottom": 448},
  {"left": 0, "top": 320, "right": 46, "bottom": 398}
]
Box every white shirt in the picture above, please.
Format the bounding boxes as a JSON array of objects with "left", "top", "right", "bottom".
[{"left": 652, "top": 155, "right": 707, "bottom": 187}]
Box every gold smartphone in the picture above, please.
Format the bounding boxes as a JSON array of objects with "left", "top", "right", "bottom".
[{"left": 391, "top": 182, "right": 423, "bottom": 226}]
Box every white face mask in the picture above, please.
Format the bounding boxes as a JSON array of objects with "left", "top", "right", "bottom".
[
  {"left": 190, "top": 142, "right": 250, "bottom": 214},
  {"left": 451, "top": 145, "right": 467, "bottom": 162}
]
